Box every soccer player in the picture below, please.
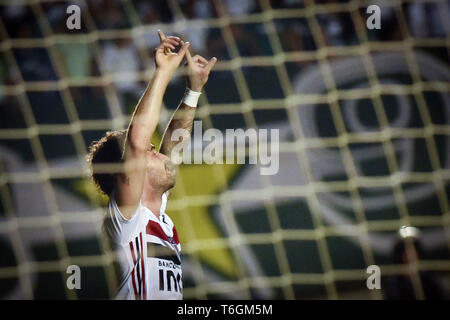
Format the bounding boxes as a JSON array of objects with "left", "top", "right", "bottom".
[{"left": 87, "top": 30, "right": 217, "bottom": 300}]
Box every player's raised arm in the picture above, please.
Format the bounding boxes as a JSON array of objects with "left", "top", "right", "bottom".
[
  {"left": 159, "top": 33, "right": 217, "bottom": 163},
  {"left": 115, "top": 32, "right": 190, "bottom": 219}
]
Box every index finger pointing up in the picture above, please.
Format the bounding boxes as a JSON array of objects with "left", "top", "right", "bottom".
[{"left": 157, "top": 29, "right": 166, "bottom": 42}]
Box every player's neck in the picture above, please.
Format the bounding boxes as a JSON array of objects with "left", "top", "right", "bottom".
[{"left": 141, "top": 188, "right": 164, "bottom": 219}]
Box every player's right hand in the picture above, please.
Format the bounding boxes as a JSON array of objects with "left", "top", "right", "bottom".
[{"left": 155, "top": 30, "right": 190, "bottom": 74}]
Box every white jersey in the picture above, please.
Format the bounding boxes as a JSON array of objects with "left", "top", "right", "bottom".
[{"left": 103, "top": 192, "right": 182, "bottom": 300}]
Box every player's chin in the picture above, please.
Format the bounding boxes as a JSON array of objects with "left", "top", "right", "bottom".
[{"left": 164, "top": 160, "right": 177, "bottom": 184}]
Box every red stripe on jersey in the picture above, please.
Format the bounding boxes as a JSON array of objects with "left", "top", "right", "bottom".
[
  {"left": 139, "top": 232, "right": 146, "bottom": 300},
  {"left": 129, "top": 241, "right": 139, "bottom": 300},
  {"left": 146, "top": 220, "right": 169, "bottom": 242}
]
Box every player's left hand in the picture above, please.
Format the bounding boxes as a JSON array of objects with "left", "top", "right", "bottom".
[
  {"left": 185, "top": 50, "right": 217, "bottom": 92},
  {"left": 155, "top": 30, "right": 189, "bottom": 74}
]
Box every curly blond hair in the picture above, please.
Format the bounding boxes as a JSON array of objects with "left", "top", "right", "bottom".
[{"left": 86, "top": 130, "right": 126, "bottom": 196}]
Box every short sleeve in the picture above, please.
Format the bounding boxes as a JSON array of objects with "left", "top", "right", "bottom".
[{"left": 102, "top": 192, "right": 142, "bottom": 245}]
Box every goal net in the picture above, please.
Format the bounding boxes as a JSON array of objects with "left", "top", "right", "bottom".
[{"left": 0, "top": 0, "right": 449, "bottom": 299}]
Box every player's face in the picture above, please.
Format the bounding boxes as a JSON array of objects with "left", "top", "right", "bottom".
[
  {"left": 145, "top": 144, "right": 176, "bottom": 190},
  {"left": 402, "top": 245, "right": 419, "bottom": 265}
]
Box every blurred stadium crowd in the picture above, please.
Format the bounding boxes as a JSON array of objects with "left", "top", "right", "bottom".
[{"left": 0, "top": 0, "right": 449, "bottom": 300}]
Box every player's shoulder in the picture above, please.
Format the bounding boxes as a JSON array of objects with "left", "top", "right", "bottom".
[{"left": 107, "top": 191, "right": 143, "bottom": 223}]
